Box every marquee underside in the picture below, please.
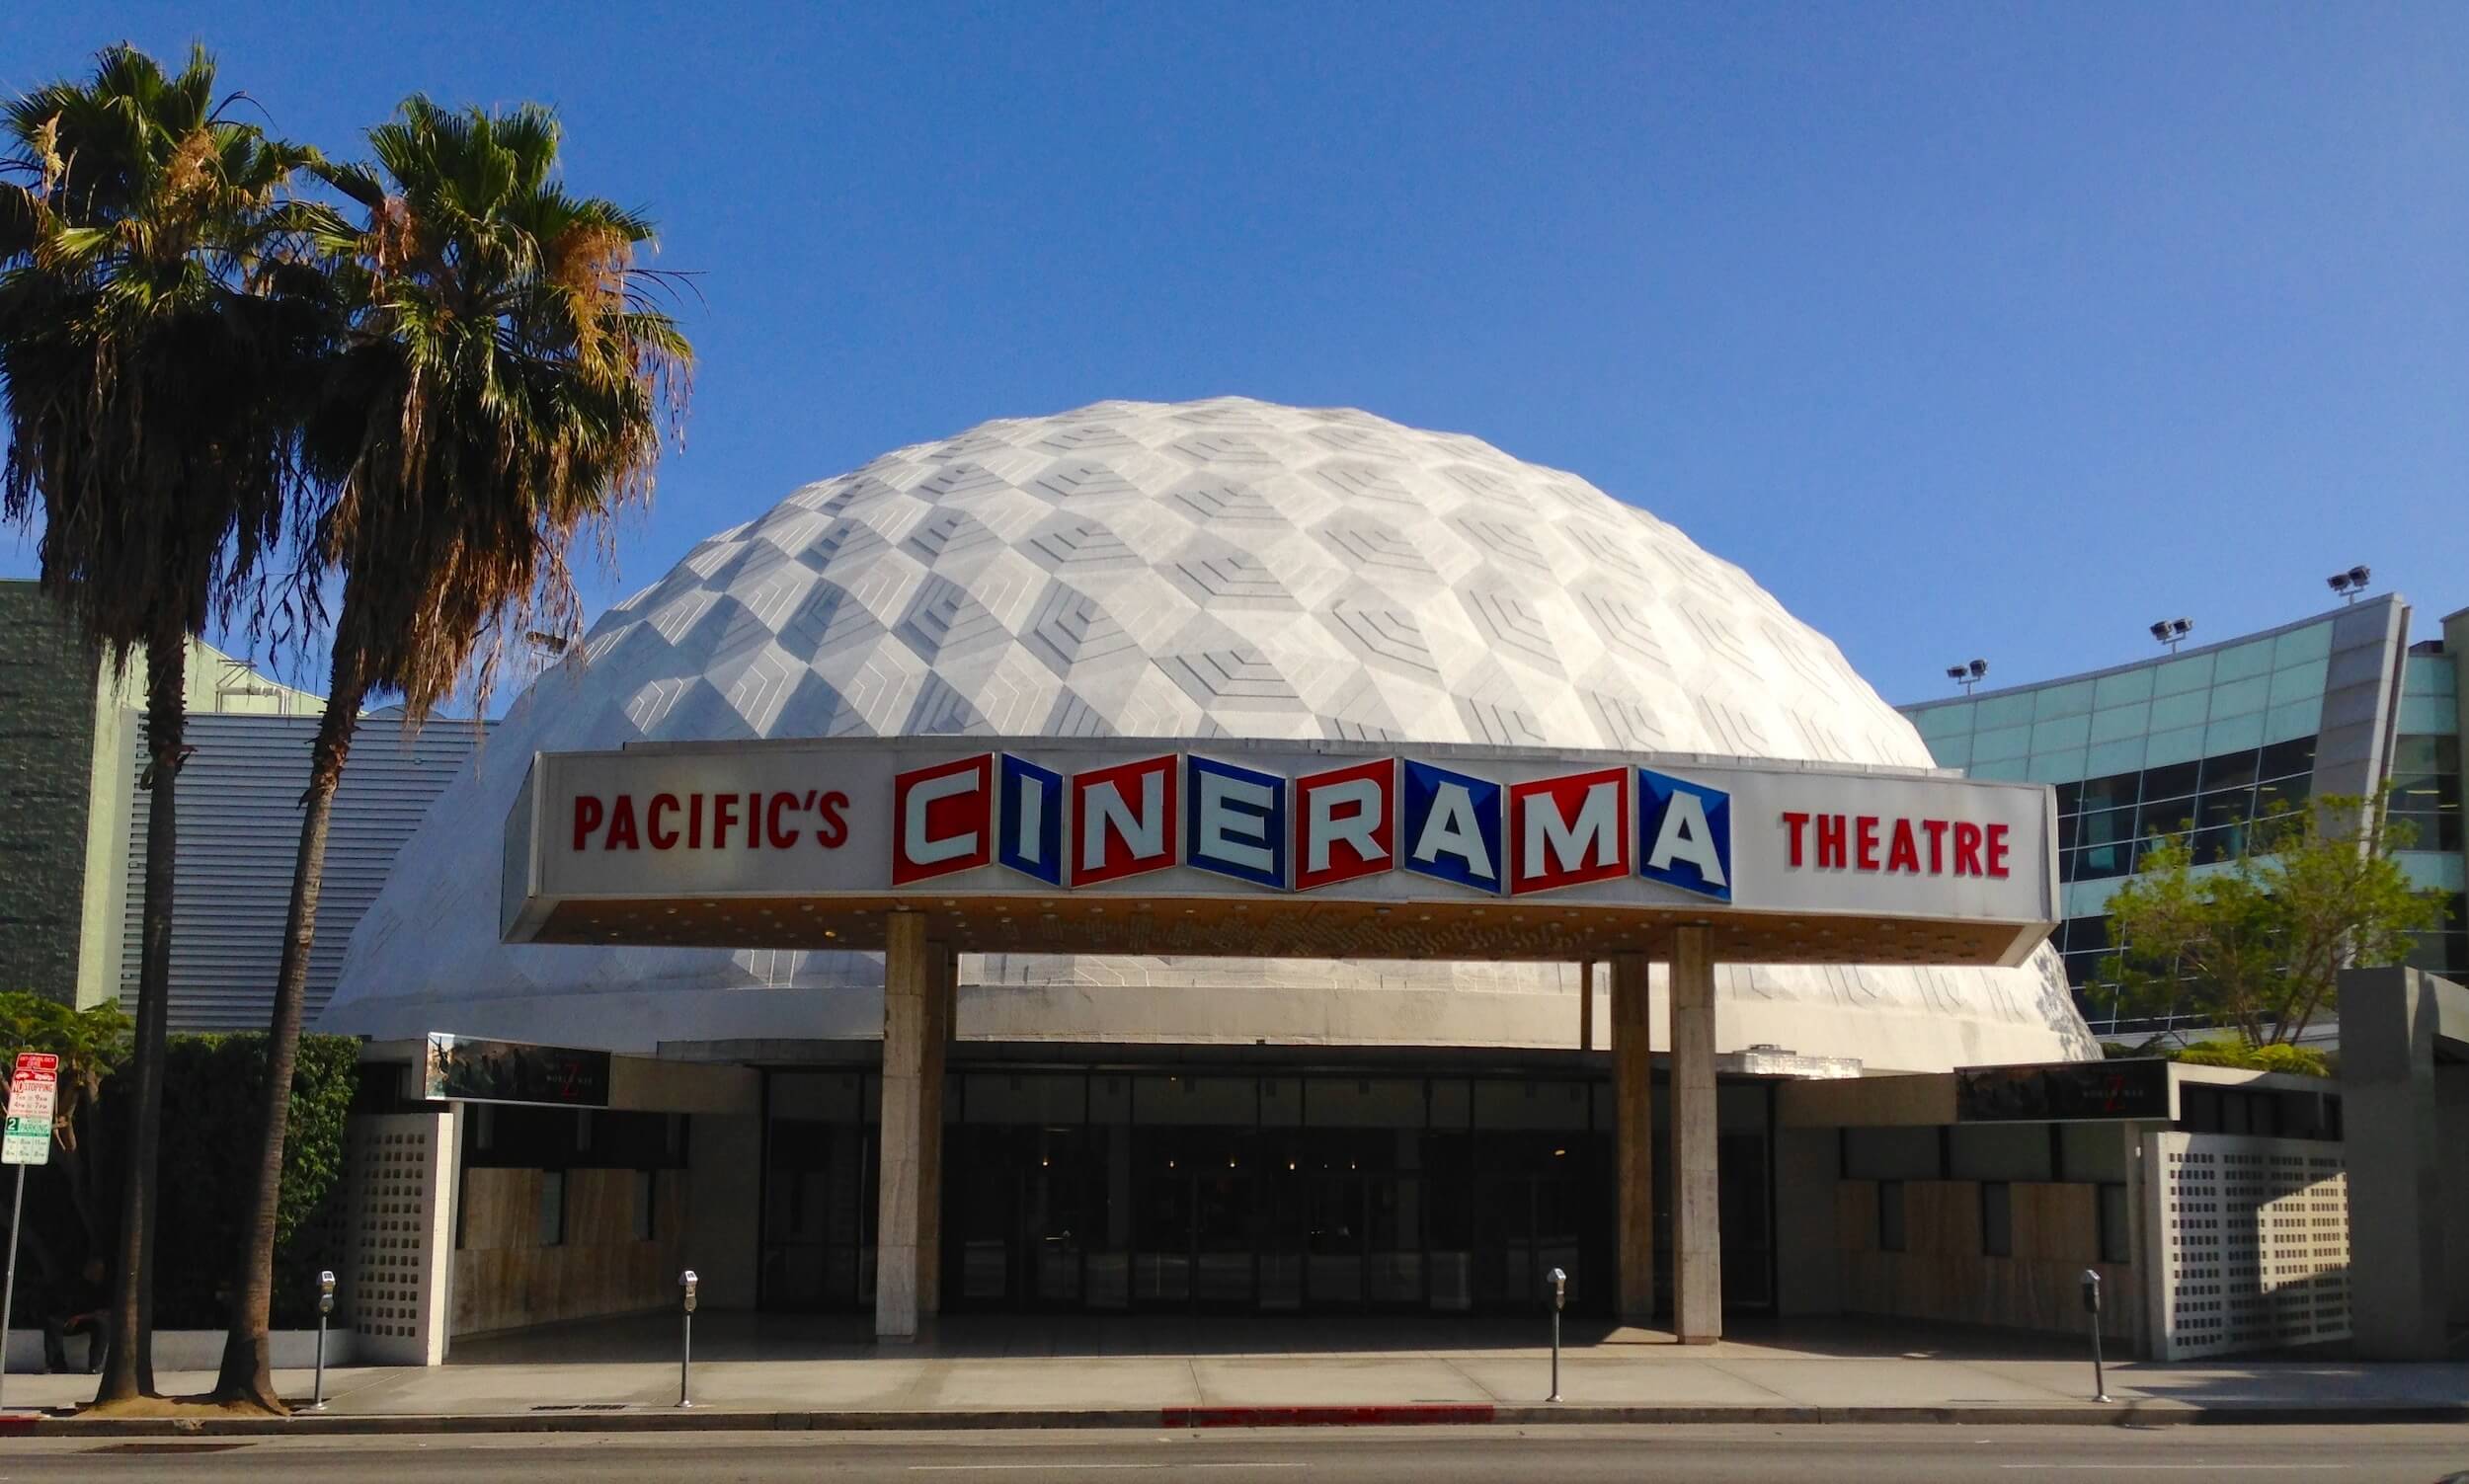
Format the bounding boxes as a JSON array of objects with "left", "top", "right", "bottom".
[{"left": 526, "top": 890, "right": 2043, "bottom": 967}]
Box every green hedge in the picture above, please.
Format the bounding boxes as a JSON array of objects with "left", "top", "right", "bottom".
[
  {"left": 133, "top": 1033, "right": 360, "bottom": 1328},
  {"left": 2100, "top": 1035, "right": 2333, "bottom": 1078}
]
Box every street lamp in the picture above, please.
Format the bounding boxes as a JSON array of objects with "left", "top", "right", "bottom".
[{"left": 2148, "top": 618, "right": 2192, "bottom": 654}]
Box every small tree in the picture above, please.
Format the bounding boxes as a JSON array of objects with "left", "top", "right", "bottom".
[
  {"left": 211, "top": 97, "right": 689, "bottom": 1412},
  {"left": 0, "top": 994, "right": 133, "bottom": 1311},
  {"left": 1, "top": 44, "right": 320, "bottom": 1403},
  {"left": 2102, "top": 792, "right": 2444, "bottom": 1046}
]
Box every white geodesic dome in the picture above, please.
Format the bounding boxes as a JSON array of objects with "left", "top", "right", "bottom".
[{"left": 321, "top": 398, "right": 2093, "bottom": 1069}]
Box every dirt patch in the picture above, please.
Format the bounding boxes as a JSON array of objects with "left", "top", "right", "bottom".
[{"left": 79, "top": 1394, "right": 286, "bottom": 1420}]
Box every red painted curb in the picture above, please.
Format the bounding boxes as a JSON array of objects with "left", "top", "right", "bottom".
[{"left": 1161, "top": 1405, "right": 1496, "bottom": 1428}]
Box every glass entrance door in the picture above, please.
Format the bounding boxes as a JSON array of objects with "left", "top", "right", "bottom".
[{"left": 1193, "top": 1169, "right": 1255, "bottom": 1310}]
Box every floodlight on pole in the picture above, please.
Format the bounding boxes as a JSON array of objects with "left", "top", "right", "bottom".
[
  {"left": 2326, "top": 565, "right": 2371, "bottom": 604},
  {"left": 1946, "top": 658, "right": 1989, "bottom": 694},
  {"left": 2149, "top": 618, "right": 2192, "bottom": 654}
]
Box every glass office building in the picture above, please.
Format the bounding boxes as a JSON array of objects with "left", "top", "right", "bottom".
[{"left": 1901, "top": 594, "right": 2467, "bottom": 1036}]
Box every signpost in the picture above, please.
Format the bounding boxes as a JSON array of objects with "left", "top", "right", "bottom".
[{"left": 1, "top": 1052, "right": 59, "bottom": 1411}]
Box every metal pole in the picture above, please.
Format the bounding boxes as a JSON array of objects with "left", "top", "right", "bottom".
[
  {"left": 677, "top": 1269, "right": 697, "bottom": 1409},
  {"left": 0, "top": 1165, "right": 25, "bottom": 1411},
  {"left": 1546, "top": 1265, "right": 1565, "bottom": 1403},
  {"left": 2081, "top": 1268, "right": 2111, "bottom": 1404},
  {"left": 2091, "top": 1309, "right": 2109, "bottom": 1403},
  {"left": 311, "top": 1269, "right": 335, "bottom": 1412},
  {"left": 1550, "top": 1305, "right": 1561, "bottom": 1403},
  {"left": 311, "top": 1310, "right": 328, "bottom": 1411}
]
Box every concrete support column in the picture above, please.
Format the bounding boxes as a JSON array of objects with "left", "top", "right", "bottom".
[
  {"left": 916, "top": 942, "right": 954, "bottom": 1319},
  {"left": 2345, "top": 966, "right": 2460, "bottom": 1359},
  {"left": 1578, "top": 958, "right": 1597, "bottom": 1052},
  {"left": 875, "top": 911, "right": 945, "bottom": 1341},
  {"left": 1611, "top": 950, "right": 1654, "bottom": 1321},
  {"left": 1671, "top": 923, "right": 1721, "bottom": 1343}
]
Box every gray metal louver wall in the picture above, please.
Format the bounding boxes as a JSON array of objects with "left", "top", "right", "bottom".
[{"left": 120, "top": 713, "right": 489, "bottom": 1031}]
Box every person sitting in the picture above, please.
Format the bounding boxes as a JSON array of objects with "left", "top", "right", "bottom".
[{"left": 40, "top": 1257, "right": 106, "bottom": 1375}]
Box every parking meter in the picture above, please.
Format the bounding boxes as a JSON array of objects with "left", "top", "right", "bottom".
[
  {"left": 310, "top": 1269, "right": 337, "bottom": 1409},
  {"left": 2079, "top": 1268, "right": 2110, "bottom": 1402},
  {"left": 1545, "top": 1267, "right": 1567, "bottom": 1401},
  {"left": 677, "top": 1269, "right": 700, "bottom": 1407}
]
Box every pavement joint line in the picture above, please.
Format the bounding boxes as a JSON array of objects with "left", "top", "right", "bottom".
[
  {"left": 5, "top": 1399, "right": 2467, "bottom": 1438},
  {"left": 1443, "top": 1355, "right": 1505, "bottom": 1406},
  {"left": 1699, "top": 1359, "right": 1795, "bottom": 1404}
]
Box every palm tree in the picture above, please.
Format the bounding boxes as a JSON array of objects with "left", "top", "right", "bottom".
[
  {"left": 210, "top": 97, "right": 689, "bottom": 1412},
  {"left": 0, "top": 43, "right": 320, "bottom": 1405}
]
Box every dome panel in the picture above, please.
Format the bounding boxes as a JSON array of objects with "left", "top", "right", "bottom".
[{"left": 323, "top": 397, "right": 2096, "bottom": 1070}]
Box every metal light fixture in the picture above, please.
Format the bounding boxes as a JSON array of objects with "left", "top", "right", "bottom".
[
  {"left": 2326, "top": 565, "right": 2371, "bottom": 604},
  {"left": 1945, "top": 658, "right": 1989, "bottom": 693},
  {"left": 2148, "top": 618, "right": 2193, "bottom": 653}
]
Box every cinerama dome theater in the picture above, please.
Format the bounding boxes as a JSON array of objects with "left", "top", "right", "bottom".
[{"left": 321, "top": 397, "right": 2093, "bottom": 1073}]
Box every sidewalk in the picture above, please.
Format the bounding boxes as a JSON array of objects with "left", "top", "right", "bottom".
[{"left": 4, "top": 1314, "right": 2464, "bottom": 1435}]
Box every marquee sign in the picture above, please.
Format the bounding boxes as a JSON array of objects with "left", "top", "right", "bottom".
[{"left": 505, "top": 738, "right": 2057, "bottom": 966}]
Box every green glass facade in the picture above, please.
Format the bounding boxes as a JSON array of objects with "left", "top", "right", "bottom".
[{"left": 1901, "top": 595, "right": 2468, "bottom": 1036}]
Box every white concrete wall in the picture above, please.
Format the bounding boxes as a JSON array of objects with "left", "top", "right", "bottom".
[{"left": 348, "top": 1108, "right": 459, "bottom": 1366}]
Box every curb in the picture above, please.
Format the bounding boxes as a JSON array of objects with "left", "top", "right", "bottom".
[{"left": 5, "top": 1400, "right": 2467, "bottom": 1437}]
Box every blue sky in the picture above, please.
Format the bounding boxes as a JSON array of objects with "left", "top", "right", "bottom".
[{"left": 5, "top": 3, "right": 2462, "bottom": 708}]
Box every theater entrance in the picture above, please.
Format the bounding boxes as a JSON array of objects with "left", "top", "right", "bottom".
[{"left": 760, "top": 1062, "right": 1779, "bottom": 1320}]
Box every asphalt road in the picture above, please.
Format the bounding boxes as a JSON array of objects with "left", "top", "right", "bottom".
[{"left": 7, "top": 1425, "right": 2469, "bottom": 1482}]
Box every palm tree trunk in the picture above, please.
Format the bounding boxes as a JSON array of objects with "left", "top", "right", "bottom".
[
  {"left": 94, "top": 627, "right": 184, "bottom": 1404},
  {"left": 211, "top": 646, "right": 365, "bottom": 1412}
]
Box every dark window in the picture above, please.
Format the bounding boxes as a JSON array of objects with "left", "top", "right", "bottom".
[
  {"left": 2197, "top": 787, "right": 2255, "bottom": 828},
  {"left": 633, "top": 1170, "right": 657, "bottom": 1242},
  {"left": 2258, "top": 736, "right": 2317, "bottom": 781},
  {"left": 2135, "top": 798, "right": 2198, "bottom": 840},
  {"left": 462, "top": 1106, "right": 687, "bottom": 1170},
  {"left": 2191, "top": 823, "right": 2246, "bottom": 865},
  {"left": 2075, "top": 840, "right": 2135, "bottom": 881},
  {"left": 2199, "top": 749, "right": 2260, "bottom": 792},
  {"left": 1878, "top": 1180, "right": 1907, "bottom": 1253},
  {"left": 2181, "top": 1086, "right": 2221, "bottom": 1133},
  {"left": 539, "top": 1169, "right": 567, "bottom": 1247},
  {"left": 2052, "top": 781, "right": 2084, "bottom": 817},
  {"left": 2098, "top": 1185, "right": 2130, "bottom": 1264},
  {"left": 2077, "top": 807, "right": 2136, "bottom": 848},
  {"left": 2077, "top": 772, "right": 2140, "bottom": 816},
  {"left": 2391, "top": 735, "right": 2459, "bottom": 779},
  {"left": 1981, "top": 1182, "right": 2013, "bottom": 1258},
  {"left": 2404, "top": 898, "right": 2469, "bottom": 974},
  {"left": 2141, "top": 760, "right": 2200, "bottom": 804},
  {"left": 2257, "top": 773, "right": 2312, "bottom": 815}
]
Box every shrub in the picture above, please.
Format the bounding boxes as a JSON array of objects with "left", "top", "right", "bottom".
[
  {"left": 138, "top": 1033, "right": 360, "bottom": 1328},
  {"left": 2171, "top": 1038, "right": 2332, "bottom": 1078}
]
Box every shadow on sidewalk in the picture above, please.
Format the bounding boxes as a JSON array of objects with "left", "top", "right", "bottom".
[{"left": 443, "top": 1310, "right": 2139, "bottom": 1367}]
